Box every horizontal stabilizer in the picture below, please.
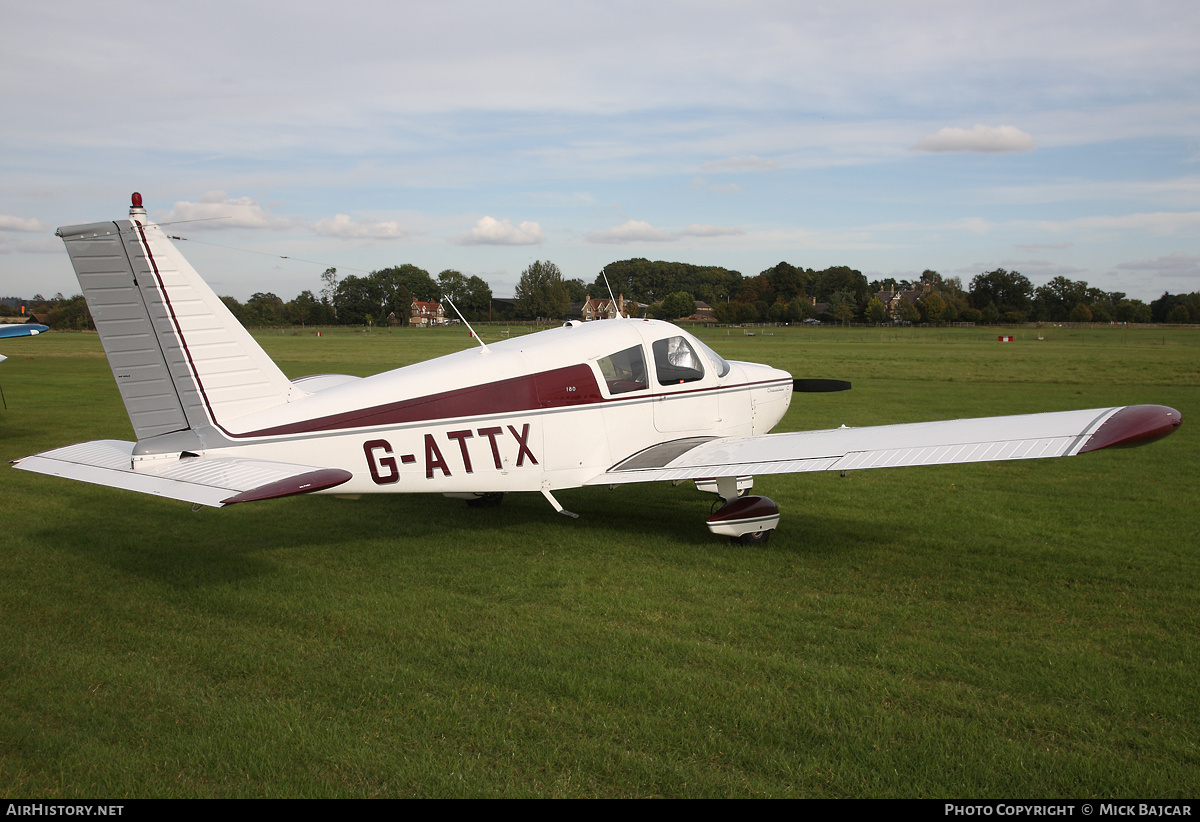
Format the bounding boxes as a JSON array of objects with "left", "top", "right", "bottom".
[
  {"left": 12, "top": 440, "right": 351, "bottom": 507},
  {"left": 591, "top": 405, "right": 1181, "bottom": 485}
]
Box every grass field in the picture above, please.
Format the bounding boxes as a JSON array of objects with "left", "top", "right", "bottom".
[{"left": 1, "top": 324, "right": 1197, "bottom": 797}]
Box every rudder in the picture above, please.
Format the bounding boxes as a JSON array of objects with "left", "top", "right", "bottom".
[{"left": 58, "top": 194, "right": 304, "bottom": 440}]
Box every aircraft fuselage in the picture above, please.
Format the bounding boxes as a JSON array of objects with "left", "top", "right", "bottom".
[{"left": 132, "top": 318, "right": 793, "bottom": 496}]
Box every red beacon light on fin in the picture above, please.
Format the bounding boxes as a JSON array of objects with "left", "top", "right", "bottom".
[{"left": 131, "top": 192, "right": 143, "bottom": 208}]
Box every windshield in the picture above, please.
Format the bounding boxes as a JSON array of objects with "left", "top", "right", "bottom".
[
  {"left": 652, "top": 336, "right": 705, "bottom": 385},
  {"left": 690, "top": 336, "right": 731, "bottom": 378}
]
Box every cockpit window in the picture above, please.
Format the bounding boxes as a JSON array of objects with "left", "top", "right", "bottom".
[
  {"left": 597, "top": 345, "right": 647, "bottom": 395},
  {"left": 691, "top": 336, "right": 731, "bottom": 378},
  {"left": 653, "top": 336, "right": 705, "bottom": 385}
]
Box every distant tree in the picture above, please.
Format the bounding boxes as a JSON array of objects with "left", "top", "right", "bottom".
[
  {"left": 826, "top": 290, "right": 857, "bottom": 325},
  {"left": 436, "top": 269, "right": 469, "bottom": 304},
  {"left": 790, "top": 296, "right": 817, "bottom": 321},
  {"left": 286, "top": 290, "right": 323, "bottom": 325},
  {"left": 919, "top": 269, "right": 946, "bottom": 290},
  {"left": 1034, "top": 276, "right": 1089, "bottom": 321},
  {"left": 437, "top": 269, "right": 491, "bottom": 320},
  {"left": 43, "top": 295, "right": 93, "bottom": 330},
  {"left": 599, "top": 259, "right": 744, "bottom": 305},
  {"left": 899, "top": 301, "right": 921, "bottom": 325},
  {"left": 463, "top": 275, "right": 493, "bottom": 320},
  {"left": 761, "top": 262, "right": 812, "bottom": 302},
  {"left": 1167, "top": 304, "right": 1191, "bottom": 324},
  {"left": 563, "top": 278, "right": 588, "bottom": 303},
  {"left": 658, "top": 291, "right": 696, "bottom": 320},
  {"left": 245, "top": 292, "right": 287, "bottom": 326},
  {"left": 373, "top": 265, "right": 436, "bottom": 303},
  {"left": 1069, "top": 303, "right": 1093, "bottom": 323},
  {"left": 320, "top": 267, "right": 338, "bottom": 303},
  {"left": 813, "top": 266, "right": 870, "bottom": 307},
  {"left": 865, "top": 296, "right": 888, "bottom": 324},
  {"left": 736, "top": 302, "right": 760, "bottom": 324},
  {"left": 1114, "top": 299, "right": 1151, "bottom": 323},
  {"left": 333, "top": 275, "right": 376, "bottom": 325},
  {"left": 220, "top": 296, "right": 250, "bottom": 326},
  {"left": 736, "top": 274, "right": 775, "bottom": 305},
  {"left": 1151, "top": 291, "right": 1200, "bottom": 323},
  {"left": 970, "top": 269, "right": 1032, "bottom": 316},
  {"left": 712, "top": 301, "right": 742, "bottom": 324},
  {"left": 515, "top": 260, "right": 570, "bottom": 320},
  {"left": 920, "top": 293, "right": 947, "bottom": 324}
]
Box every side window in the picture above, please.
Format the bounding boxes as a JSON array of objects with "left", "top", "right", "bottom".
[
  {"left": 653, "top": 336, "right": 705, "bottom": 385},
  {"left": 597, "top": 345, "right": 647, "bottom": 395}
]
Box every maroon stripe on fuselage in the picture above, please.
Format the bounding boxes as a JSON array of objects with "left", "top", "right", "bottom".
[{"left": 240, "top": 363, "right": 605, "bottom": 437}]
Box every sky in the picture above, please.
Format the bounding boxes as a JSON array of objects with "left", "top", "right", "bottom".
[{"left": 2, "top": 0, "right": 1199, "bottom": 303}]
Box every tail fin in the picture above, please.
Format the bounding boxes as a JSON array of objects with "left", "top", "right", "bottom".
[{"left": 57, "top": 194, "right": 304, "bottom": 440}]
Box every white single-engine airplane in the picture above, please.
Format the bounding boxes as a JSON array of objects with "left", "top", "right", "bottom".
[{"left": 13, "top": 195, "right": 1182, "bottom": 542}]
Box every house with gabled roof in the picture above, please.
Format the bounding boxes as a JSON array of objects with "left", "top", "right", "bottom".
[
  {"left": 411, "top": 299, "right": 446, "bottom": 326},
  {"left": 581, "top": 294, "right": 626, "bottom": 321}
]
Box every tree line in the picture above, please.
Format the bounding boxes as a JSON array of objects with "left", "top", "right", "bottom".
[{"left": 4, "top": 259, "right": 1197, "bottom": 330}]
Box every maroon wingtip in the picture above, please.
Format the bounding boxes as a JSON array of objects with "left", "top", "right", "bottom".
[
  {"left": 221, "top": 468, "right": 353, "bottom": 505},
  {"left": 706, "top": 495, "right": 779, "bottom": 524},
  {"left": 1079, "top": 405, "right": 1182, "bottom": 453}
]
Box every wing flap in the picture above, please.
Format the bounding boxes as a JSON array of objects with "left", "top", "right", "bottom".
[
  {"left": 590, "top": 405, "right": 1181, "bottom": 485},
  {"left": 12, "top": 440, "right": 351, "bottom": 507}
]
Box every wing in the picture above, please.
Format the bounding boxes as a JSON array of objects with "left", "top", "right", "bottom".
[
  {"left": 12, "top": 440, "right": 351, "bottom": 507},
  {"left": 588, "top": 405, "right": 1181, "bottom": 485},
  {"left": 0, "top": 323, "right": 49, "bottom": 339}
]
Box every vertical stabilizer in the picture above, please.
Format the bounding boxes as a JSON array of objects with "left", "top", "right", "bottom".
[{"left": 58, "top": 194, "right": 305, "bottom": 440}]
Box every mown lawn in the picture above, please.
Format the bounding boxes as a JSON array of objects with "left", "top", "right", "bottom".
[{"left": 1, "top": 324, "right": 1196, "bottom": 797}]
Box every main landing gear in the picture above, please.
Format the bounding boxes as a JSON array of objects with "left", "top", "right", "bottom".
[{"left": 701, "top": 476, "right": 779, "bottom": 544}]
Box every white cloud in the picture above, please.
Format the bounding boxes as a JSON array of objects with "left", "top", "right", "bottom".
[
  {"left": 692, "top": 177, "right": 743, "bottom": 195},
  {"left": 911, "top": 125, "right": 1036, "bottom": 153},
  {"left": 0, "top": 215, "right": 47, "bottom": 232},
  {"left": 158, "top": 192, "right": 293, "bottom": 230},
  {"left": 587, "top": 220, "right": 674, "bottom": 244},
  {"left": 1116, "top": 252, "right": 1200, "bottom": 279},
  {"left": 680, "top": 224, "right": 744, "bottom": 238},
  {"left": 701, "top": 155, "right": 779, "bottom": 172},
  {"left": 313, "top": 214, "right": 406, "bottom": 240},
  {"left": 998, "top": 258, "right": 1088, "bottom": 277},
  {"left": 1030, "top": 211, "right": 1200, "bottom": 236},
  {"left": 587, "top": 219, "right": 742, "bottom": 244},
  {"left": 455, "top": 216, "right": 545, "bottom": 246}
]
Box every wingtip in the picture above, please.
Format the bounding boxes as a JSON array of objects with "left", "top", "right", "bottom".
[
  {"left": 220, "top": 468, "right": 354, "bottom": 505},
  {"left": 1079, "top": 405, "right": 1182, "bottom": 453}
]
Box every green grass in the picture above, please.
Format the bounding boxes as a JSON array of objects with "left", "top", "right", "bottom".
[{"left": 1, "top": 325, "right": 1197, "bottom": 797}]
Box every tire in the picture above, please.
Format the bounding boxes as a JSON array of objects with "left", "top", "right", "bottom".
[{"left": 733, "top": 529, "right": 772, "bottom": 545}]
